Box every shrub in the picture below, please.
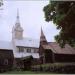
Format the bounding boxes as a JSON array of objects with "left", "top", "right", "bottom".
[{"left": 31, "top": 63, "right": 75, "bottom": 74}]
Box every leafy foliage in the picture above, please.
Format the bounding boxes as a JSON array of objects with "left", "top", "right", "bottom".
[
  {"left": 43, "top": 1, "right": 75, "bottom": 47},
  {"left": 0, "top": 0, "right": 3, "bottom": 7}
]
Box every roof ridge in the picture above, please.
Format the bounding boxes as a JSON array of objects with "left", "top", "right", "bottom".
[{"left": 23, "top": 37, "right": 39, "bottom": 41}]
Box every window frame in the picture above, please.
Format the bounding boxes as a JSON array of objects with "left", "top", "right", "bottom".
[
  {"left": 18, "top": 47, "right": 24, "bottom": 53},
  {"left": 26, "top": 48, "right": 31, "bottom": 53}
]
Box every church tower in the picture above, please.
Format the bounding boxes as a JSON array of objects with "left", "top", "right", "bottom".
[
  {"left": 39, "top": 27, "right": 48, "bottom": 64},
  {"left": 12, "top": 9, "right": 23, "bottom": 40}
]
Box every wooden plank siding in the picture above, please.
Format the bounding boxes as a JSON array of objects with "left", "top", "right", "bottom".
[
  {"left": 54, "top": 54, "right": 75, "bottom": 62},
  {"left": 0, "top": 49, "right": 14, "bottom": 72}
]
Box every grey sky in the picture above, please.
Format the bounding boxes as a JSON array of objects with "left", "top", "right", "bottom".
[{"left": 0, "top": 1, "right": 59, "bottom": 42}]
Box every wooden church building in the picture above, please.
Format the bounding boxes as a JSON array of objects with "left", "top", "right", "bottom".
[{"left": 39, "top": 28, "right": 75, "bottom": 64}]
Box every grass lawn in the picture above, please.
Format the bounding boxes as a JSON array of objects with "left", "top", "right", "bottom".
[
  {"left": 2, "top": 70, "right": 55, "bottom": 74},
  {"left": 3, "top": 71, "right": 36, "bottom": 74}
]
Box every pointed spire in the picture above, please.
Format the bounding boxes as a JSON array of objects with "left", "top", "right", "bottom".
[
  {"left": 17, "top": 8, "right": 19, "bottom": 20},
  {"left": 15, "top": 9, "right": 23, "bottom": 31},
  {"left": 40, "top": 27, "right": 47, "bottom": 45},
  {"left": 41, "top": 27, "right": 45, "bottom": 37},
  {"left": 15, "top": 8, "right": 20, "bottom": 26}
]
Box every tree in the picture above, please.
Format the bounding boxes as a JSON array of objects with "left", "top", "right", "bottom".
[
  {"left": 43, "top": 1, "right": 75, "bottom": 47},
  {"left": 0, "top": 0, "right": 3, "bottom": 7}
]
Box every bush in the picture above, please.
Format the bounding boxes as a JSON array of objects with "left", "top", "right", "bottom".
[{"left": 31, "top": 63, "right": 75, "bottom": 74}]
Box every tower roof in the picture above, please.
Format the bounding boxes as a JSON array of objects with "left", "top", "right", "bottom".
[
  {"left": 40, "top": 27, "right": 47, "bottom": 44},
  {"left": 41, "top": 27, "right": 45, "bottom": 37},
  {"left": 15, "top": 9, "right": 20, "bottom": 26},
  {"left": 17, "top": 9, "right": 19, "bottom": 19},
  {"left": 12, "top": 9, "right": 23, "bottom": 33},
  {"left": 14, "top": 9, "right": 23, "bottom": 31}
]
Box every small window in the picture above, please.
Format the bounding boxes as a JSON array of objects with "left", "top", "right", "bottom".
[
  {"left": 18, "top": 47, "right": 24, "bottom": 52},
  {"left": 27, "top": 48, "right": 31, "bottom": 53},
  {"left": 34, "top": 49, "right": 38, "bottom": 53}
]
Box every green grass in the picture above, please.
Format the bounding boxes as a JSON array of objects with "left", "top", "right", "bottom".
[
  {"left": 32, "top": 63, "right": 64, "bottom": 68},
  {"left": 2, "top": 70, "right": 55, "bottom": 74},
  {"left": 3, "top": 71, "right": 36, "bottom": 74},
  {"left": 32, "top": 62, "right": 75, "bottom": 68}
]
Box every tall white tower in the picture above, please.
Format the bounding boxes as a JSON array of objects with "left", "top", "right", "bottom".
[{"left": 12, "top": 9, "right": 23, "bottom": 40}]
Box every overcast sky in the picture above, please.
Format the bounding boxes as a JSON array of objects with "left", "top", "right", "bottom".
[{"left": 0, "top": 0, "right": 59, "bottom": 42}]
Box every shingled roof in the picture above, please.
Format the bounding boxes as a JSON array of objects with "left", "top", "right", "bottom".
[{"left": 42, "top": 42, "right": 75, "bottom": 54}]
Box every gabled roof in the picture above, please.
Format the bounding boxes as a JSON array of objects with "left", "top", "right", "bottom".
[
  {"left": 42, "top": 42, "right": 75, "bottom": 54},
  {"left": 0, "top": 41, "right": 13, "bottom": 50},
  {"left": 14, "top": 38, "right": 40, "bottom": 48}
]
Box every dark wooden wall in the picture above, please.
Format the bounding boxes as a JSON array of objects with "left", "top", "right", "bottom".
[
  {"left": 0, "top": 49, "right": 14, "bottom": 72},
  {"left": 39, "top": 45, "right": 44, "bottom": 64},
  {"left": 43, "top": 49, "right": 75, "bottom": 63},
  {"left": 45, "top": 49, "right": 53, "bottom": 63},
  {"left": 55, "top": 54, "right": 75, "bottom": 62}
]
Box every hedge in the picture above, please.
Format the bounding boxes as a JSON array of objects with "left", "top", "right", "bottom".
[{"left": 31, "top": 63, "right": 75, "bottom": 74}]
